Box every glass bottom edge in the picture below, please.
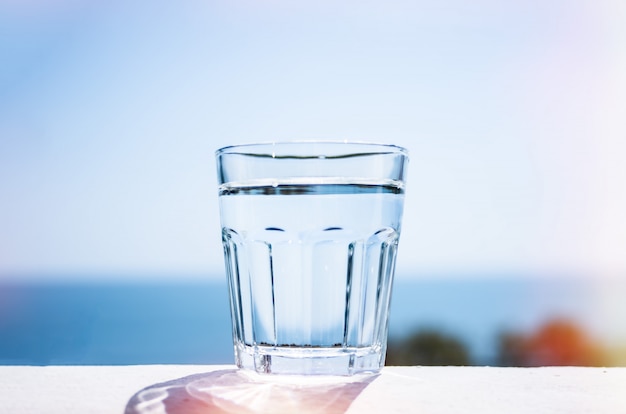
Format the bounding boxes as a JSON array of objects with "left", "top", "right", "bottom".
[{"left": 233, "top": 343, "right": 385, "bottom": 376}]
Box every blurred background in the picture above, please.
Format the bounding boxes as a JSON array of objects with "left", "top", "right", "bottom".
[{"left": 1, "top": 0, "right": 625, "bottom": 366}]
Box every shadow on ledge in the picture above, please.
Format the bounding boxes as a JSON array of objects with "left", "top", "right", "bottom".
[{"left": 125, "top": 369, "right": 377, "bottom": 414}]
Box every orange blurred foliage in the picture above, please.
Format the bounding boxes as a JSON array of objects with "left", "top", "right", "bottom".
[{"left": 498, "top": 319, "right": 608, "bottom": 367}]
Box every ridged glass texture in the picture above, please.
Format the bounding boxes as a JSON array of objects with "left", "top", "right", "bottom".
[{"left": 219, "top": 182, "right": 404, "bottom": 375}]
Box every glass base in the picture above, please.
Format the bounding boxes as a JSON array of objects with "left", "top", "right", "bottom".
[{"left": 234, "top": 343, "right": 385, "bottom": 376}]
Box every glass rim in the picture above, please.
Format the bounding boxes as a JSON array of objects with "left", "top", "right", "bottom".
[{"left": 215, "top": 140, "right": 409, "bottom": 158}]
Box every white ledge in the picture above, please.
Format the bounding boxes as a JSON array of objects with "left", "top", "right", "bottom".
[{"left": 1, "top": 365, "right": 624, "bottom": 413}]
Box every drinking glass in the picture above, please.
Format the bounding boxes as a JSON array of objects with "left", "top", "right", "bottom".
[{"left": 216, "top": 141, "right": 408, "bottom": 376}]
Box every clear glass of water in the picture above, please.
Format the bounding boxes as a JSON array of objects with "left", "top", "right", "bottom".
[{"left": 216, "top": 141, "right": 409, "bottom": 376}]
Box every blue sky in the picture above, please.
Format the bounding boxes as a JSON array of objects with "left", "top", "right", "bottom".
[{"left": 1, "top": 0, "right": 625, "bottom": 279}]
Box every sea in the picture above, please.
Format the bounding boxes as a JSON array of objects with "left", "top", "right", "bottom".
[{"left": 1, "top": 275, "right": 624, "bottom": 366}]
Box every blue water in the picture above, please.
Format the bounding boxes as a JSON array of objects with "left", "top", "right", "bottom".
[{"left": 0, "top": 276, "right": 618, "bottom": 365}]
